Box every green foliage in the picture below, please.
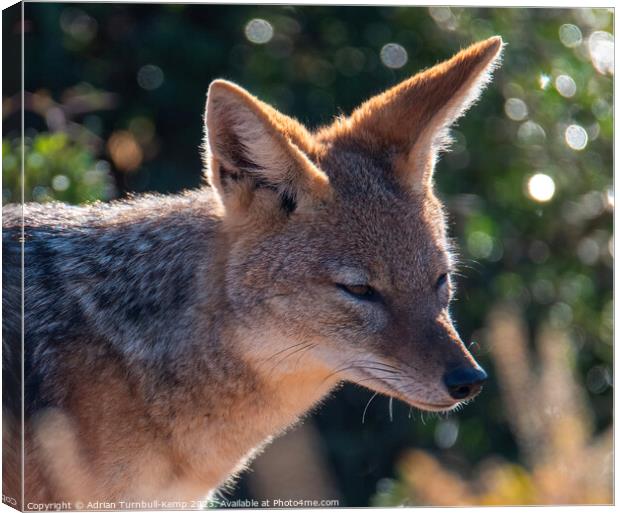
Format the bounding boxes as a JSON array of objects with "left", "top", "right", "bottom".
[
  {"left": 6, "top": 4, "right": 613, "bottom": 506},
  {"left": 3, "top": 133, "right": 114, "bottom": 204}
]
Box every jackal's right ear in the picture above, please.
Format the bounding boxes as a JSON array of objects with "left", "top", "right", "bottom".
[
  {"left": 204, "top": 80, "right": 330, "bottom": 217},
  {"left": 325, "top": 36, "right": 503, "bottom": 191}
]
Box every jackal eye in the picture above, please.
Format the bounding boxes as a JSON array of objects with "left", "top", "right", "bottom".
[
  {"left": 336, "top": 283, "right": 378, "bottom": 301},
  {"left": 435, "top": 273, "right": 449, "bottom": 290}
]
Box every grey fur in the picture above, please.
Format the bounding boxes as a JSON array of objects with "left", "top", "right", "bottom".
[{"left": 3, "top": 190, "right": 234, "bottom": 418}]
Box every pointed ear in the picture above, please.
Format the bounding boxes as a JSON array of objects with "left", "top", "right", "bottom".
[
  {"left": 331, "top": 36, "right": 503, "bottom": 190},
  {"left": 204, "top": 80, "right": 330, "bottom": 217}
]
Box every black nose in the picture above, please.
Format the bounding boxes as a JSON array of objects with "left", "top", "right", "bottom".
[{"left": 443, "top": 366, "right": 488, "bottom": 400}]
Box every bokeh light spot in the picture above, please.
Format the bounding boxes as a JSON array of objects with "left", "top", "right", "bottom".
[
  {"left": 380, "top": 43, "right": 408, "bottom": 69},
  {"left": 245, "top": 18, "right": 274, "bottom": 44},
  {"left": 555, "top": 74, "right": 577, "bottom": 97},
  {"left": 518, "top": 121, "right": 546, "bottom": 145},
  {"left": 467, "top": 231, "right": 494, "bottom": 259},
  {"left": 586, "top": 122, "right": 600, "bottom": 141},
  {"left": 559, "top": 24, "right": 583, "bottom": 48},
  {"left": 137, "top": 64, "right": 164, "bottom": 91},
  {"left": 83, "top": 169, "right": 104, "bottom": 186},
  {"left": 32, "top": 185, "right": 52, "bottom": 202},
  {"left": 586, "top": 365, "right": 611, "bottom": 394},
  {"left": 52, "top": 175, "right": 70, "bottom": 192},
  {"left": 592, "top": 98, "right": 611, "bottom": 120},
  {"left": 27, "top": 153, "right": 44, "bottom": 170},
  {"left": 428, "top": 6, "right": 452, "bottom": 23},
  {"left": 531, "top": 279, "right": 555, "bottom": 304},
  {"left": 605, "top": 188, "right": 614, "bottom": 210},
  {"left": 107, "top": 130, "right": 143, "bottom": 172},
  {"left": 565, "top": 124, "right": 588, "bottom": 150},
  {"left": 527, "top": 173, "right": 555, "bottom": 203},
  {"left": 549, "top": 301, "right": 573, "bottom": 328},
  {"left": 60, "top": 8, "right": 97, "bottom": 43},
  {"left": 539, "top": 73, "right": 551, "bottom": 90},
  {"left": 576, "top": 8, "right": 612, "bottom": 29},
  {"left": 577, "top": 237, "right": 599, "bottom": 265},
  {"left": 435, "top": 419, "right": 459, "bottom": 449},
  {"left": 504, "top": 98, "right": 528, "bottom": 121},
  {"left": 428, "top": 6, "right": 457, "bottom": 30},
  {"left": 578, "top": 191, "right": 605, "bottom": 220},
  {"left": 588, "top": 31, "right": 613, "bottom": 75}
]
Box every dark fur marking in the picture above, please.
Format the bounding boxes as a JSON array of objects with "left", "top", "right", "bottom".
[
  {"left": 24, "top": 347, "right": 51, "bottom": 418},
  {"left": 125, "top": 303, "right": 146, "bottom": 323},
  {"left": 279, "top": 191, "right": 297, "bottom": 215},
  {"left": 219, "top": 164, "right": 240, "bottom": 187},
  {"left": 27, "top": 238, "right": 62, "bottom": 294},
  {"left": 2, "top": 337, "right": 22, "bottom": 418},
  {"left": 253, "top": 177, "right": 298, "bottom": 215},
  {"left": 229, "top": 140, "right": 262, "bottom": 173}
]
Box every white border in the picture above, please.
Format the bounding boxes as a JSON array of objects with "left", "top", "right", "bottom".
[{"left": 0, "top": 2, "right": 615, "bottom": 513}]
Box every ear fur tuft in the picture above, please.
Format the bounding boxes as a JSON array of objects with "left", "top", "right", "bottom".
[
  {"left": 316, "top": 36, "right": 504, "bottom": 189},
  {"left": 204, "top": 80, "right": 330, "bottom": 217}
]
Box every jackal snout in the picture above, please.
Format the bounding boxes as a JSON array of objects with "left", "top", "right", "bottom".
[
  {"left": 397, "top": 311, "right": 487, "bottom": 406},
  {"left": 432, "top": 319, "right": 488, "bottom": 400},
  {"left": 443, "top": 365, "right": 488, "bottom": 400}
]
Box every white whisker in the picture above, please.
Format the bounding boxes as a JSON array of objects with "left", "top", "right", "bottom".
[{"left": 362, "top": 392, "right": 379, "bottom": 424}]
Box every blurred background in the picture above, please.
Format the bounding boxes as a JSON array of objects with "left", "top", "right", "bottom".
[{"left": 2, "top": 4, "right": 613, "bottom": 506}]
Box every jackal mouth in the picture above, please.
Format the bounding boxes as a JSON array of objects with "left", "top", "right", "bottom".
[{"left": 355, "top": 369, "right": 459, "bottom": 412}]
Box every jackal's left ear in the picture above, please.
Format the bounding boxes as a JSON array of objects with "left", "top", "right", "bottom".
[
  {"left": 204, "top": 80, "right": 330, "bottom": 217},
  {"left": 344, "top": 36, "right": 504, "bottom": 189}
]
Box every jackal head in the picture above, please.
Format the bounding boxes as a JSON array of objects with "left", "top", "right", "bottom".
[{"left": 204, "top": 37, "right": 503, "bottom": 411}]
